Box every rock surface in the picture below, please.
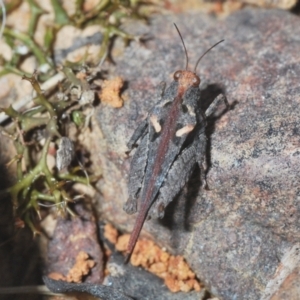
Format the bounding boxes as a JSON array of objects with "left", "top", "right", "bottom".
[
  {"left": 105, "top": 251, "right": 206, "bottom": 300},
  {"left": 47, "top": 204, "right": 104, "bottom": 283},
  {"left": 94, "top": 9, "right": 300, "bottom": 300}
]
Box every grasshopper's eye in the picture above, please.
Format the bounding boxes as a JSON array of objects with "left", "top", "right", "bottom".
[
  {"left": 192, "top": 75, "right": 200, "bottom": 87},
  {"left": 173, "top": 70, "right": 182, "bottom": 81}
]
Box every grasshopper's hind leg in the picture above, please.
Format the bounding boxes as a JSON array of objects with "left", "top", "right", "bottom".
[
  {"left": 124, "top": 134, "right": 149, "bottom": 214},
  {"left": 149, "top": 143, "right": 198, "bottom": 219},
  {"left": 196, "top": 130, "right": 208, "bottom": 189}
]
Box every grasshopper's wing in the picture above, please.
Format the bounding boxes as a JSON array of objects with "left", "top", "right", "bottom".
[
  {"left": 124, "top": 88, "right": 169, "bottom": 214},
  {"left": 126, "top": 83, "right": 171, "bottom": 151},
  {"left": 127, "top": 119, "right": 148, "bottom": 150},
  {"left": 148, "top": 86, "right": 207, "bottom": 219},
  {"left": 148, "top": 140, "right": 196, "bottom": 219},
  {"left": 140, "top": 107, "right": 197, "bottom": 209},
  {"left": 124, "top": 133, "right": 149, "bottom": 214},
  {"left": 149, "top": 129, "right": 207, "bottom": 219}
]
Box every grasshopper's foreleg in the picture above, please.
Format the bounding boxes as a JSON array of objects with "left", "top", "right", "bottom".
[{"left": 205, "top": 93, "right": 229, "bottom": 118}]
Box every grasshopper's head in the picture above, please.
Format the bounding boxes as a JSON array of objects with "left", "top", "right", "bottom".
[
  {"left": 173, "top": 23, "right": 224, "bottom": 92},
  {"left": 173, "top": 70, "right": 200, "bottom": 94}
]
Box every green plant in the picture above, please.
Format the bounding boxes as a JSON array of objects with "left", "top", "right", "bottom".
[
  {"left": 0, "top": 0, "right": 152, "bottom": 233},
  {"left": 0, "top": 69, "right": 99, "bottom": 233},
  {"left": 0, "top": 0, "right": 149, "bottom": 78}
]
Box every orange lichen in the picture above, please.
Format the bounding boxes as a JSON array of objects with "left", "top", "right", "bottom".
[
  {"left": 115, "top": 234, "right": 128, "bottom": 251},
  {"left": 168, "top": 256, "right": 195, "bottom": 280},
  {"left": 48, "top": 251, "right": 95, "bottom": 283},
  {"left": 66, "top": 251, "right": 95, "bottom": 282},
  {"left": 99, "top": 76, "right": 124, "bottom": 108},
  {"left": 104, "top": 223, "right": 119, "bottom": 245},
  {"left": 114, "top": 231, "right": 201, "bottom": 293}
]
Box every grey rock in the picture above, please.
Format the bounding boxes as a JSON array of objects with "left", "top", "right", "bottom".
[
  {"left": 94, "top": 9, "right": 300, "bottom": 300},
  {"left": 105, "top": 252, "right": 206, "bottom": 300}
]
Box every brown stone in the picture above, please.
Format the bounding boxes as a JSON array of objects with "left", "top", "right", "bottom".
[{"left": 47, "top": 204, "right": 104, "bottom": 283}]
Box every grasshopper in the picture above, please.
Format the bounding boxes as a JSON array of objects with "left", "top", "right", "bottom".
[{"left": 124, "top": 24, "right": 229, "bottom": 262}]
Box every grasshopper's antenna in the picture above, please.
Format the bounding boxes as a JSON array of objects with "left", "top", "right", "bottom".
[
  {"left": 194, "top": 40, "right": 224, "bottom": 73},
  {"left": 174, "top": 23, "right": 189, "bottom": 70}
]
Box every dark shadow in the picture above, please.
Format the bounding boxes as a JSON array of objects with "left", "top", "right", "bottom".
[
  {"left": 106, "top": 35, "right": 117, "bottom": 65},
  {"left": 0, "top": 159, "right": 43, "bottom": 300},
  {"left": 157, "top": 166, "right": 203, "bottom": 249},
  {"left": 183, "top": 166, "right": 202, "bottom": 231},
  {"left": 291, "top": 1, "right": 300, "bottom": 15},
  {"left": 200, "top": 83, "right": 225, "bottom": 111},
  {"left": 157, "top": 191, "right": 180, "bottom": 229},
  {"left": 156, "top": 165, "right": 203, "bottom": 251}
]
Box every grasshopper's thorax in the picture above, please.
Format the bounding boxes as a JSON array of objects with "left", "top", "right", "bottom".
[{"left": 173, "top": 70, "right": 200, "bottom": 97}]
